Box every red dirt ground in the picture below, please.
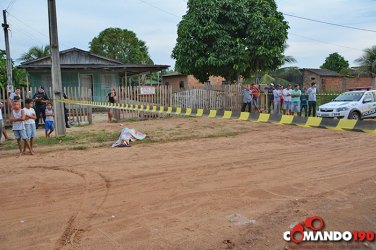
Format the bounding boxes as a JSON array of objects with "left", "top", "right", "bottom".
[{"left": 0, "top": 116, "right": 375, "bottom": 250}]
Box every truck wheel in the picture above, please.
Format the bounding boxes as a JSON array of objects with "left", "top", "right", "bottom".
[{"left": 348, "top": 111, "right": 361, "bottom": 120}]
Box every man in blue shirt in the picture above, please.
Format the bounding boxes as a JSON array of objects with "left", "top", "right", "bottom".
[{"left": 241, "top": 85, "right": 253, "bottom": 113}]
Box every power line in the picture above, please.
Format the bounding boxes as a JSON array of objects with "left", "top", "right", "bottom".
[
  {"left": 283, "top": 13, "right": 376, "bottom": 33},
  {"left": 6, "top": 0, "right": 16, "bottom": 11},
  {"left": 289, "top": 33, "right": 363, "bottom": 52},
  {"left": 138, "top": 0, "right": 180, "bottom": 18},
  {"left": 8, "top": 12, "right": 49, "bottom": 39},
  {"left": 7, "top": 12, "right": 71, "bottom": 49}
]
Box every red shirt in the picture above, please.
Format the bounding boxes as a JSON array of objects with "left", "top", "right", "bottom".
[{"left": 250, "top": 86, "right": 260, "bottom": 97}]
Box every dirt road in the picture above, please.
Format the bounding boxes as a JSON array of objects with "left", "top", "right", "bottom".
[{"left": 1, "top": 118, "right": 375, "bottom": 249}]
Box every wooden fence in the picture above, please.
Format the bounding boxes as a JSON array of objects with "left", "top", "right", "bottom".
[
  {"left": 173, "top": 84, "right": 268, "bottom": 112},
  {"left": 108, "top": 85, "right": 172, "bottom": 120}
]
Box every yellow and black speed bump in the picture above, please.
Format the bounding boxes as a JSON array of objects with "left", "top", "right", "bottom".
[{"left": 59, "top": 99, "right": 376, "bottom": 134}]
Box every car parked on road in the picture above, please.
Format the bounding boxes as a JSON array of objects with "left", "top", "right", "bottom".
[{"left": 317, "top": 89, "right": 376, "bottom": 120}]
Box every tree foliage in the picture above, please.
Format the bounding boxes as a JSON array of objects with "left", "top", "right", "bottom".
[
  {"left": 172, "top": 0, "right": 289, "bottom": 83},
  {"left": 0, "top": 50, "right": 27, "bottom": 88},
  {"left": 355, "top": 45, "right": 376, "bottom": 75},
  {"left": 321, "top": 52, "right": 349, "bottom": 73},
  {"left": 19, "top": 45, "right": 50, "bottom": 63},
  {"left": 89, "top": 28, "right": 153, "bottom": 64}
]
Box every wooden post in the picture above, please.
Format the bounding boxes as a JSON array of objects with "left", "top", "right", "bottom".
[
  {"left": 47, "top": 0, "right": 66, "bottom": 136},
  {"left": 88, "top": 88, "right": 92, "bottom": 124}
]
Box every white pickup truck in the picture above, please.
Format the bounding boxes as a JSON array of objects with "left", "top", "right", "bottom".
[{"left": 317, "top": 90, "right": 376, "bottom": 120}]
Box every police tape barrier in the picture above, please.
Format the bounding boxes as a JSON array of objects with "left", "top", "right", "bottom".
[{"left": 58, "top": 99, "right": 376, "bottom": 134}]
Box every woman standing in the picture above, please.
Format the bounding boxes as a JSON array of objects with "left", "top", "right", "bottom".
[{"left": 106, "top": 88, "right": 117, "bottom": 123}]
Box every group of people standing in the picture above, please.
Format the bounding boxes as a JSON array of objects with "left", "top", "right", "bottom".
[
  {"left": 0, "top": 86, "right": 71, "bottom": 155},
  {"left": 241, "top": 82, "right": 317, "bottom": 116},
  {"left": 266, "top": 82, "right": 317, "bottom": 117}
]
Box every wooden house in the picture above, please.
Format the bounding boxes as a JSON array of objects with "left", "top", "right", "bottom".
[{"left": 19, "top": 48, "right": 169, "bottom": 101}]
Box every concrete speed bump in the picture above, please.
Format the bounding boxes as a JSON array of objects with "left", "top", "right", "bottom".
[
  {"left": 238, "top": 112, "right": 250, "bottom": 121},
  {"left": 256, "top": 113, "right": 270, "bottom": 123},
  {"left": 327, "top": 119, "right": 357, "bottom": 131},
  {"left": 298, "top": 117, "right": 323, "bottom": 128},
  {"left": 185, "top": 108, "right": 192, "bottom": 116},
  {"left": 196, "top": 109, "right": 204, "bottom": 117},
  {"left": 278, "top": 115, "right": 294, "bottom": 125},
  {"left": 353, "top": 120, "right": 376, "bottom": 133},
  {"left": 223, "top": 111, "right": 232, "bottom": 119},
  {"left": 208, "top": 110, "right": 217, "bottom": 118}
]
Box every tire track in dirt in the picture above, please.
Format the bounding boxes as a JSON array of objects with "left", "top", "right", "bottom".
[{"left": 28, "top": 166, "right": 111, "bottom": 250}]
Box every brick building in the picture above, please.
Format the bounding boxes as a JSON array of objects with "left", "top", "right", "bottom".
[
  {"left": 162, "top": 72, "right": 225, "bottom": 92},
  {"left": 303, "top": 68, "right": 375, "bottom": 92}
]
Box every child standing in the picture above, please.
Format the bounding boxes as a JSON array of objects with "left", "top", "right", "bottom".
[
  {"left": 23, "top": 99, "right": 37, "bottom": 152},
  {"left": 10, "top": 101, "right": 32, "bottom": 156},
  {"left": 45, "top": 103, "right": 55, "bottom": 138}
]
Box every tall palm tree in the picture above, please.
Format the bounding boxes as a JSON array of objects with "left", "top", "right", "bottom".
[
  {"left": 19, "top": 45, "right": 50, "bottom": 63},
  {"left": 355, "top": 45, "right": 376, "bottom": 75}
]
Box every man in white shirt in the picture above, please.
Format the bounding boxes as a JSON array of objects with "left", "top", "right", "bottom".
[
  {"left": 8, "top": 87, "right": 22, "bottom": 108},
  {"left": 307, "top": 82, "right": 317, "bottom": 117},
  {"left": 273, "top": 85, "right": 283, "bottom": 114},
  {"left": 282, "top": 84, "right": 292, "bottom": 115}
]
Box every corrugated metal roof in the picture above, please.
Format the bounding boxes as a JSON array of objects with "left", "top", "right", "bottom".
[
  {"left": 304, "top": 68, "right": 341, "bottom": 76},
  {"left": 18, "top": 48, "right": 169, "bottom": 75},
  {"left": 162, "top": 72, "right": 185, "bottom": 77}
]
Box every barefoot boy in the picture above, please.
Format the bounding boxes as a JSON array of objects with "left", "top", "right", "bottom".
[
  {"left": 23, "top": 99, "right": 37, "bottom": 152},
  {"left": 45, "top": 103, "right": 55, "bottom": 138},
  {"left": 10, "top": 101, "right": 32, "bottom": 155}
]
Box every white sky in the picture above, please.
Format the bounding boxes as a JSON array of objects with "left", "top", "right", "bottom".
[{"left": 1, "top": 0, "right": 376, "bottom": 69}]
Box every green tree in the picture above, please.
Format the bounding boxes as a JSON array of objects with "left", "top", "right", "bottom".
[
  {"left": 89, "top": 28, "right": 153, "bottom": 64},
  {"left": 0, "top": 50, "right": 6, "bottom": 88},
  {"left": 0, "top": 50, "right": 27, "bottom": 88},
  {"left": 321, "top": 52, "right": 349, "bottom": 73},
  {"left": 355, "top": 45, "right": 376, "bottom": 75},
  {"left": 19, "top": 45, "right": 50, "bottom": 62},
  {"left": 172, "top": 0, "right": 289, "bottom": 83}
]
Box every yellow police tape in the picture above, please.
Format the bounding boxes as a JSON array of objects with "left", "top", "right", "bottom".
[{"left": 57, "top": 99, "right": 376, "bottom": 134}]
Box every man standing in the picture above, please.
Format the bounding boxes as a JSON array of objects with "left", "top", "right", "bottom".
[
  {"left": 250, "top": 83, "right": 260, "bottom": 112},
  {"left": 8, "top": 87, "right": 22, "bottom": 108},
  {"left": 282, "top": 84, "right": 292, "bottom": 115},
  {"left": 290, "top": 84, "right": 302, "bottom": 116},
  {"left": 273, "top": 85, "right": 282, "bottom": 114},
  {"left": 33, "top": 86, "right": 49, "bottom": 129},
  {"left": 63, "top": 93, "right": 70, "bottom": 128},
  {"left": 267, "top": 83, "right": 274, "bottom": 113},
  {"left": 307, "top": 82, "right": 317, "bottom": 117},
  {"left": 241, "top": 85, "right": 253, "bottom": 113}
]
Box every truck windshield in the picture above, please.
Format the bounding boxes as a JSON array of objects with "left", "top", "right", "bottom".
[{"left": 334, "top": 92, "right": 365, "bottom": 102}]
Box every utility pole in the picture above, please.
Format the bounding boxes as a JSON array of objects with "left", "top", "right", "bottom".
[
  {"left": 47, "top": 0, "right": 65, "bottom": 136},
  {"left": 2, "top": 10, "right": 13, "bottom": 93}
]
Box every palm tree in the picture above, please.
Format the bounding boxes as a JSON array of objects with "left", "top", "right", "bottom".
[
  {"left": 355, "top": 45, "right": 376, "bottom": 76},
  {"left": 19, "top": 45, "right": 50, "bottom": 63},
  {"left": 283, "top": 44, "right": 297, "bottom": 64}
]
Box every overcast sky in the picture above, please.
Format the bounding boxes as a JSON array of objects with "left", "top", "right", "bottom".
[{"left": 1, "top": 0, "right": 376, "bottom": 69}]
